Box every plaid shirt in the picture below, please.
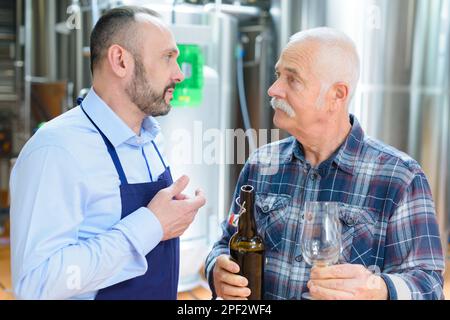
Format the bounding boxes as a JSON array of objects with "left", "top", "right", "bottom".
[{"left": 205, "top": 114, "right": 445, "bottom": 300}]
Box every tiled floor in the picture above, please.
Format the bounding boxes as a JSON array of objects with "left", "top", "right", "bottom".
[{"left": 1, "top": 242, "right": 448, "bottom": 300}]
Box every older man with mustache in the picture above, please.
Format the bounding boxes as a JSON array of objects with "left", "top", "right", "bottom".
[
  {"left": 10, "top": 6, "right": 206, "bottom": 300},
  {"left": 205, "top": 27, "right": 444, "bottom": 300}
]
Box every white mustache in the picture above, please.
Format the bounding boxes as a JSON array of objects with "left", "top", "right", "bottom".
[{"left": 270, "top": 98, "right": 296, "bottom": 118}]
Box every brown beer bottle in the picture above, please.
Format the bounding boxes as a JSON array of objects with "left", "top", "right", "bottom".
[{"left": 229, "top": 185, "right": 265, "bottom": 300}]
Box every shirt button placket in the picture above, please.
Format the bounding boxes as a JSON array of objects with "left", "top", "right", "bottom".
[{"left": 306, "top": 170, "right": 320, "bottom": 202}]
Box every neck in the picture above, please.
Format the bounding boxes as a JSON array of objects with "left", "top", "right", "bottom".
[
  {"left": 293, "top": 115, "right": 352, "bottom": 167},
  {"left": 92, "top": 82, "right": 145, "bottom": 136}
]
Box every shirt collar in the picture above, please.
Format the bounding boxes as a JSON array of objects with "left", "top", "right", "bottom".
[
  {"left": 332, "top": 114, "right": 364, "bottom": 175},
  {"left": 81, "top": 88, "right": 161, "bottom": 148},
  {"left": 288, "top": 114, "right": 364, "bottom": 175}
]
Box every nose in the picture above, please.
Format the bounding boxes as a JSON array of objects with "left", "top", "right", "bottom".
[
  {"left": 267, "top": 79, "right": 285, "bottom": 99},
  {"left": 173, "top": 63, "right": 185, "bottom": 83}
]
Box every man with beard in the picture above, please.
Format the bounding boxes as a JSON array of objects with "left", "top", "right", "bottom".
[
  {"left": 9, "top": 6, "right": 206, "bottom": 300},
  {"left": 205, "top": 27, "right": 444, "bottom": 300}
]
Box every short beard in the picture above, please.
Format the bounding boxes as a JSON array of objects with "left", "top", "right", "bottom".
[
  {"left": 270, "top": 97, "right": 296, "bottom": 118},
  {"left": 125, "top": 56, "right": 175, "bottom": 117}
]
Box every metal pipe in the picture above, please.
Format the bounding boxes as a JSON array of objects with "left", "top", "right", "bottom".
[
  {"left": 13, "top": 0, "right": 24, "bottom": 154},
  {"left": 73, "top": 0, "right": 83, "bottom": 99},
  {"left": 23, "top": 0, "right": 32, "bottom": 140},
  {"left": 204, "top": 3, "right": 261, "bottom": 20},
  {"left": 91, "top": 0, "right": 100, "bottom": 26},
  {"left": 217, "top": 13, "right": 238, "bottom": 220},
  {"left": 236, "top": 43, "right": 256, "bottom": 151},
  {"left": 47, "top": 0, "right": 57, "bottom": 81}
]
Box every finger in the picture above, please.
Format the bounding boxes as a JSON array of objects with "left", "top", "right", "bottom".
[
  {"left": 217, "top": 255, "right": 241, "bottom": 274},
  {"left": 181, "top": 194, "right": 206, "bottom": 212},
  {"left": 221, "top": 295, "right": 248, "bottom": 300},
  {"left": 308, "top": 279, "right": 359, "bottom": 293},
  {"left": 219, "top": 283, "right": 251, "bottom": 298},
  {"left": 310, "top": 264, "right": 368, "bottom": 280},
  {"left": 195, "top": 188, "right": 205, "bottom": 198},
  {"left": 217, "top": 270, "right": 248, "bottom": 287},
  {"left": 309, "top": 283, "right": 355, "bottom": 300},
  {"left": 174, "top": 193, "right": 189, "bottom": 200},
  {"left": 166, "top": 175, "right": 189, "bottom": 197},
  {"left": 174, "top": 189, "right": 204, "bottom": 204}
]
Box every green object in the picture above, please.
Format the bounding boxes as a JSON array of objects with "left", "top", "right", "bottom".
[{"left": 172, "top": 44, "right": 204, "bottom": 107}]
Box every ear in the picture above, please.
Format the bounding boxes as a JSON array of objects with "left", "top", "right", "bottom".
[
  {"left": 106, "top": 44, "right": 133, "bottom": 78},
  {"left": 329, "top": 82, "right": 349, "bottom": 111}
]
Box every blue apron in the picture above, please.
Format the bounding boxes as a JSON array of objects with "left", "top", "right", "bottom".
[{"left": 80, "top": 103, "right": 180, "bottom": 300}]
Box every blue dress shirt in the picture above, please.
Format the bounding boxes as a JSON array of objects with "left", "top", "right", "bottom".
[{"left": 10, "top": 88, "right": 168, "bottom": 299}]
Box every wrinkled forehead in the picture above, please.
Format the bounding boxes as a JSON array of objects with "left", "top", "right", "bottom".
[{"left": 276, "top": 42, "right": 316, "bottom": 75}]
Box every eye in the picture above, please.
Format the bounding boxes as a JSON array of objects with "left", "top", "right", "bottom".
[
  {"left": 288, "top": 76, "right": 296, "bottom": 84},
  {"left": 165, "top": 54, "right": 173, "bottom": 61}
]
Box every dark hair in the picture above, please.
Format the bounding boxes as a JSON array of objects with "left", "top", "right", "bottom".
[{"left": 89, "top": 6, "right": 161, "bottom": 74}]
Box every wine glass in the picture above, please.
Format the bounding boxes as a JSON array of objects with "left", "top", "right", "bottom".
[{"left": 300, "top": 201, "right": 342, "bottom": 300}]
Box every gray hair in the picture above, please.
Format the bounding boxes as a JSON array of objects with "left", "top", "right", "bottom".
[{"left": 288, "top": 27, "right": 360, "bottom": 106}]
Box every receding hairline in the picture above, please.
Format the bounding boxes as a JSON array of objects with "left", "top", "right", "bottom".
[
  {"left": 286, "top": 28, "right": 359, "bottom": 65},
  {"left": 118, "top": 12, "right": 170, "bottom": 54},
  {"left": 282, "top": 27, "right": 361, "bottom": 99},
  {"left": 134, "top": 12, "right": 167, "bottom": 29},
  {"left": 126, "top": 17, "right": 179, "bottom": 65},
  {"left": 90, "top": 6, "right": 167, "bottom": 73}
]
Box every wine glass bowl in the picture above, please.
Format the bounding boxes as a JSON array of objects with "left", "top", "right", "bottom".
[{"left": 300, "top": 201, "right": 342, "bottom": 299}]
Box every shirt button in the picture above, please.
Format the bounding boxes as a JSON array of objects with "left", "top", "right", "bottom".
[
  {"left": 263, "top": 205, "right": 270, "bottom": 212},
  {"left": 295, "top": 255, "right": 303, "bottom": 262},
  {"left": 347, "top": 217, "right": 355, "bottom": 226},
  {"left": 310, "top": 173, "right": 318, "bottom": 180}
]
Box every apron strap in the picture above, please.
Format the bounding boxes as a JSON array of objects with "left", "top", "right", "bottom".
[
  {"left": 80, "top": 103, "right": 128, "bottom": 185},
  {"left": 151, "top": 140, "right": 168, "bottom": 169},
  {"left": 142, "top": 147, "right": 153, "bottom": 182}
]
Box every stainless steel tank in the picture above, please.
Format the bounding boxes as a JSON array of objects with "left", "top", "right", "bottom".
[{"left": 275, "top": 0, "right": 450, "bottom": 252}]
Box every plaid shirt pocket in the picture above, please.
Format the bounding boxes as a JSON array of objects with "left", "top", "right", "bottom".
[
  {"left": 339, "top": 204, "right": 379, "bottom": 266},
  {"left": 255, "top": 192, "right": 291, "bottom": 252}
]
